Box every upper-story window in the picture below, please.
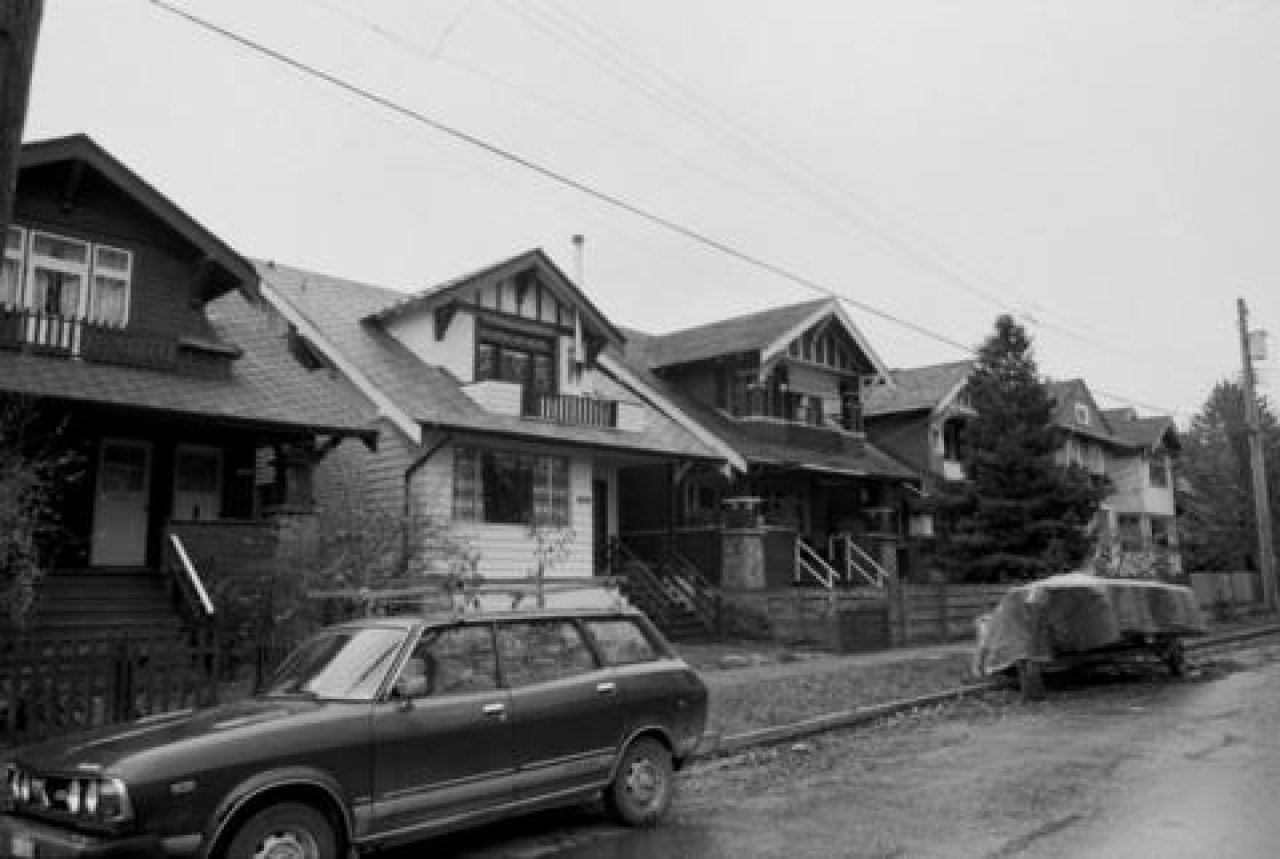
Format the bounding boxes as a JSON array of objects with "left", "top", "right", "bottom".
[
  {"left": 2, "top": 226, "right": 24, "bottom": 307},
  {"left": 475, "top": 323, "right": 555, "bottom": 396},
  {"left": 1149, "top": 451, "right": 1169, "bottom": 488},
  {"left": 7, "top": 227, "right": 132, "bottom": 326},
  {"left": 1074, "top": 403, "right": 1090, "bottom": 425}
]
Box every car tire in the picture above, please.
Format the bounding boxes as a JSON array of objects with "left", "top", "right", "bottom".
[
  {"left": 607, "top": 737, "right": 674, "bottom": 827},
  {"left": 1163, "top": 639, "right": 1186, "bottom": 677},
  {"left": 223, "top": 801, "right": 338, "bottom": 859}
]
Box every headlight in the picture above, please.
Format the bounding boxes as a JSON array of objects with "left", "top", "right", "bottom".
[
  {"left": 83, "top": 779, "right": 99, "bottom": 815},
  {"left": 94, "top": 778, "right": 132, "bottom": 824},
  {"left": 66, "top": 779, "right": 82, "bottom": 814}
]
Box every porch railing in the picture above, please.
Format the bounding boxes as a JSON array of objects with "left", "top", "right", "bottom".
[
  {"left": 522, "top": 389, "right": 619, "bottom": 429},
  {"left": 0, "top": 306, "right": 179, "bottom": 371}
]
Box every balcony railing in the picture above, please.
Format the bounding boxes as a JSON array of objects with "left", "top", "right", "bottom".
[
  {"left": 0, "top": 307, "right": 179, "bottom": 371},
  {"left": 522, "top": 389, "right": 619, "bottom": 429}
]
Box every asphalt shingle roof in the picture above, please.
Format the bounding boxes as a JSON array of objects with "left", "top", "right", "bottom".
[
  {"left": 0, "top": 292, "right": 376, "bottom": 439},
  {"left": 257, "top": 260, "right": 720, "bottom": 460},
  {"left": 640, "top": 299, "right": 832, "bottom": 369},
  {"left": 863, "top": 360, "right": 975, "bottom": 417}
]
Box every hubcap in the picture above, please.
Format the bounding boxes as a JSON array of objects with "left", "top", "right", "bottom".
[
  {"left": 254, "top": 830, "right": 317, "bottom": 859},
  {"left": 626, "top": 758, "right": 661, "bottom": 807}
]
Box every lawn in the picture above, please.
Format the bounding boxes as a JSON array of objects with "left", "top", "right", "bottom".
[{"left": 702, "top": 652, "right": 979, "bottom": 737}]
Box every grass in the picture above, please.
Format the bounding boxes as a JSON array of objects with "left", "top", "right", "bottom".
[{"left": 705, "top": 652, "right": 978, "bottom": 737}]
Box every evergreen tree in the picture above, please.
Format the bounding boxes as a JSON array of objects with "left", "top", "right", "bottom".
[
  {"left": 931, "top": 315, "right": 1108, "bottom": 582},
  {"left": 1178, "top": 381, "right": 1280, "bottom": 572}
]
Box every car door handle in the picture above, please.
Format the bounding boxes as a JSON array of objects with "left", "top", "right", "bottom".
[
  {"left": 482, "top": 702, "right": 506, "bottom": 719},
  {"left": 596, "top": 682, "right": 618, "bottom": 696}
]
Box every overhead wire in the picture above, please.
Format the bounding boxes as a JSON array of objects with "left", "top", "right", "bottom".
[
  {"left": 145, "top": 0, "right": 1195, "bottom": 416},
  {"left": 514, "top": 0, "right": 1218, "bottom": 375}
]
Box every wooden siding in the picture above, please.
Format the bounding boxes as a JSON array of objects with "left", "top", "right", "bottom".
[{"left": 409, "top": 443, "right": 595, "bottom": 578}]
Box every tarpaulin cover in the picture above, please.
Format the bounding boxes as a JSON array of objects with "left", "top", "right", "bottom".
[{"left": 974, "top": 572, "right": 1206, "bottom": 675}]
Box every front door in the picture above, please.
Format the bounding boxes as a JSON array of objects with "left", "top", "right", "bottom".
[
  {"left": 173, "top": 445, "right": 222, "bottom": 521},
  {"left": 90, "top": 439, "right": 151, "bottom": 567}
]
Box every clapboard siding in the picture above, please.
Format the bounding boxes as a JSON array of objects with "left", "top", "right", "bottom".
[{"left": 409, "top": 443, "right": 594, "bottom": 578}]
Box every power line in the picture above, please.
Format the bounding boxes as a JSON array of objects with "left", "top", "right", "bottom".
[
  {"left": 147, "top": 0, "right": 973, "bottom": 353},
  {"left": 146, "top": 0, "right": 1191, "bottom": 416}
]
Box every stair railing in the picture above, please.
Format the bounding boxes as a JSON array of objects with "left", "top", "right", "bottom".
[
  {"left": 795, "top": 538, "right": 839, "bottom": 589},
  {"left": 166, "top": 533, "right": 216, "bottom": 623},
  {"left": 828, "top": 534, "right": 892, "bottom": 588},
  {"left": 657, "top": 541, "right": 721, "bottom": 634}
]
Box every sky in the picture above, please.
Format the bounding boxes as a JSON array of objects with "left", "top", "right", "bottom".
[{"left": 21, "top": 0, "right": 1280, "bottom": 423}]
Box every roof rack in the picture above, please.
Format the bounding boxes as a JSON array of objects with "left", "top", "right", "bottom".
[{"left": 307, "top": 576, "right": 628, "bottom": 616}]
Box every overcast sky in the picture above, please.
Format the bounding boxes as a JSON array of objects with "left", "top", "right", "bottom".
[{"left": 23, "top": 0, "right": 1280, "bottom": 422}]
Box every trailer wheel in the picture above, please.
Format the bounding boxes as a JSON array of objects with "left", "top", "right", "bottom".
[{"left": 1017, "top": 659, "right": 1046, "bottom": 701}]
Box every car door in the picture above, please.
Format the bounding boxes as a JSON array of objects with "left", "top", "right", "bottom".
[
  {"left": 370, "top": 623, "right": 514, "bottom": 838},
  {"left": 498, "top": 618, "right": 626, "bottom": 802}
]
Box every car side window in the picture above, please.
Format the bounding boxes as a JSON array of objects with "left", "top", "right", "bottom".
[
  {"left": 497, "top": 620, "right": 598, "bottom": 688},
  {"left": 399, "top": 624, "right": 498, "bottom": 698},
  {"left": 584, "top": 619, "right": 659, "bottom": 666}
]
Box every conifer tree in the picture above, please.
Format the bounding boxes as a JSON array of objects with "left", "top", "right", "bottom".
[
  {"left": 931, "top": 315, "right": 1108, "bottom": 582},
  {"left": 1178, "top": 381, "right": 1280, "bottom": 572}
]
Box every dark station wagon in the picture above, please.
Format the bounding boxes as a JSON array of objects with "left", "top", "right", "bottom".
[{"left": 0, "top": 607, "right": 709, "bottom": 858}]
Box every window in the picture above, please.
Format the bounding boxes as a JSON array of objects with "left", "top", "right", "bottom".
[
  {"left": 453, "top": 446, "right": 570, "bottom": 526},
  {"left": 399, "top": 624, "right": 498, "bottom": 697},
  {"left": 28, "top": 231, "right": 89, "bottom": 318},
  {"left": 1117, "top": 514, "right": 1143, "bottom": 552},
  {"left": 1074, "top": 403, "right": 1090, "bottom": 425},
  {"left": 18, "top": 229, "right": 131, "bottom": 325},
  {"left": 1149, "top": 452, "right": 1169, "bottom": 488},
  {"left": 1, "top": 226, "right": 23, "bottom": 307},
  {"left": 89, "top": 245, "right": 131, "bottom": 325},
  {"left": 1150, "top": 517, "right": 1173, "bottom": 549},
  {"left": 475, "top": 323, "right": 555, "bottom": 395},
  {"left": 497, "top": 620, "right": 597, "bottom": 687},
  {"left": 585, "top": 619, "right": 660, "bottom": 666}
]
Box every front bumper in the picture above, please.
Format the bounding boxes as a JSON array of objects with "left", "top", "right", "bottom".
[{"left": 0, "top": 814, "right": 200, "bottom": 858}]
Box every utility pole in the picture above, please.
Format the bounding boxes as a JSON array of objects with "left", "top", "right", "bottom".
[
  {"left": 1238, "top": 298, "right": 1277, "bottom": 611},
  {"left": 0, "top": 1, "right": 44, "bottom": 236}
]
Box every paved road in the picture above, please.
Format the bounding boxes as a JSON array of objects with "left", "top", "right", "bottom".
[{"left": 393, "top": 642, "right": 1280, "bottom": 858}]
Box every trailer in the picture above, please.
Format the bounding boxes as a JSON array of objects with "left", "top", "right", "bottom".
[{"left": 973, "top": 572, "right": 1207, "bottom": 699}]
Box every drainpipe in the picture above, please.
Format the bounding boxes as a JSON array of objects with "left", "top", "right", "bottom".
[{"left": 402, "top": 431, "right": 451, "bottom": 576}]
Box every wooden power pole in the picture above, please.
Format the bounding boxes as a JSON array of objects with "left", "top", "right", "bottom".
[
  {"left": 0, "top": 1, "right": 44, "bottom": 236},
  {"left": 1238, "top": 298, "right": 1277, "bottom": 611}
]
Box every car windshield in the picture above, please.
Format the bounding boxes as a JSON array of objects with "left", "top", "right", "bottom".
[{"left": 263, "top": 626, "right": 409, "bottom": 701}]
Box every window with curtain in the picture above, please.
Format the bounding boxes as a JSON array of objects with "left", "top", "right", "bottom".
[
  {"left": 453, "top": 446, "right": 569, "bottom": 527},
  {"left": 21, "top": 229, "right": 131, "bottom": 324}
]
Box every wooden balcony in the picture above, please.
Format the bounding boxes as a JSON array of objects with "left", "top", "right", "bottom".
[
  {"left": 0, "top": 307, "right": 179, "bottom": 372},
  {"left": 522, "top": 389, "right": 619, "bottom": 429}
]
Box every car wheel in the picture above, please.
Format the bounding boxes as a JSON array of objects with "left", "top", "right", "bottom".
[
  {"left": 223, "top": 801, "right": 338, "bottom": 859},
  {"left": 607, "top": 737, "right": 674, "bottom": 827},
  {"left": 1163, "top": 639, "right": 1186, "bottom": 677}
]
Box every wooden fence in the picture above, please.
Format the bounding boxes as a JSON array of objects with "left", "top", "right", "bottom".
[
  {"left": 0, "top": 630, "right": 220, "bottom": 749},
  {"left": 886, "top": 582, "right": 1010, "bottom": 647}
]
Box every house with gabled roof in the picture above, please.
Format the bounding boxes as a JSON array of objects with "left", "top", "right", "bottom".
[
  {"left": 256, "top": 249, "right": 726, "bottom": 619},
  {"left": 1050, "top": 379, "right": 1183, "bottom": 578},
  {"left": 617, "top": 298, "right": 920, "bottom": 591},
  {"left": 1, "top": 135, "right": 376, "bottom": 636}
]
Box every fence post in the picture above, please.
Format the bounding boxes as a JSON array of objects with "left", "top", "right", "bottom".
[{"left": 937, "top": 581, "right": 949, "bottom": 643}]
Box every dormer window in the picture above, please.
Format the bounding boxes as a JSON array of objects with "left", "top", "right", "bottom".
[
  {"left": 11, "top": 227, "right": 133, "bottom": 327},
  {"left": 475, "top": 322, "right": 555, "bottom": 396},
  {"left": 1074, "top": 403, "right": 1090, "bottom": 425},
  {"left": 28, "top": 231, "right": 89, "bottom": 318}
]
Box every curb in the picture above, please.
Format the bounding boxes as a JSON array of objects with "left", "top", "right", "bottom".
[{"left": 692, "top": 624, "right": 1280, "bottom": 760}]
